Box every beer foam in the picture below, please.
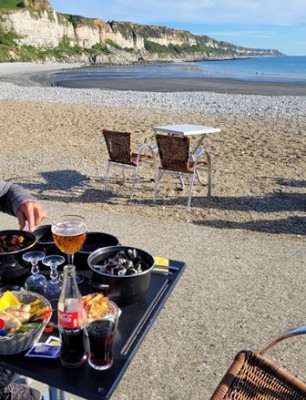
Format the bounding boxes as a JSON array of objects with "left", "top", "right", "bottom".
[{"left": 52, "top": 222, "right": 86, "bottom": 236}]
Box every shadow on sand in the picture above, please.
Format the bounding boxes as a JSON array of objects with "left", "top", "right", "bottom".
[{"left": 14, "top": 170, "right": 306, "bottom": 237}]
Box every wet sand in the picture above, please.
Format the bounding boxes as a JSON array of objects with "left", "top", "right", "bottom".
[
  {"left": 57, "top": 77, "right": 306, "bottom": 96},
  {"left": 0, "top": 62, "right": 305, "bottom": 95}
]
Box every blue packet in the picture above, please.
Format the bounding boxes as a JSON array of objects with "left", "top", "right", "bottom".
[{"left": 25, "top": 335, "right": 61, "bottom": 358}]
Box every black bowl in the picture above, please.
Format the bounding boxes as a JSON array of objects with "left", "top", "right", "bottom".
[
  {"left": 74, "top": 232, "right": 119, "bottom": 269},
  {"left": 0, "top": 230, "right": 37, "bottom": 255},
  {"left": 0, "top": 285, "right": 21, "bottom": 294},
  {"left": 0, "top": 230, "right": 37, "bottom": 281}
]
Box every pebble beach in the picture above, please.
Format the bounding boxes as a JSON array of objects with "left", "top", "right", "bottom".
[{"left": 0, "top": 62, "right": 305, "bottom": 400}]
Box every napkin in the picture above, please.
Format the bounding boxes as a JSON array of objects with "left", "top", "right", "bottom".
[{"left": 153, "top": 256, "right": 169, "bottom": 266}]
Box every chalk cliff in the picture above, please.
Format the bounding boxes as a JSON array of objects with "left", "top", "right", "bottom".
[{"left": 0, "top": 0, "right": 282, "bottom": 63}]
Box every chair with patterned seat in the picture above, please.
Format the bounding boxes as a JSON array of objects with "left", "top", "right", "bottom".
[
  {"left": 210, "top": 325, "right": 306, "bottom": 400},
  {"left": 153, "top": 133, "right": 212, "bottom": 208},
  {"left": 102, "top": 129, "right": 157, "bottom": 198}
]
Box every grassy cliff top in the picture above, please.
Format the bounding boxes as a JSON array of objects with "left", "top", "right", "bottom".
[{"left": 0, "top": 0, "right": 52, "bottom": 11}]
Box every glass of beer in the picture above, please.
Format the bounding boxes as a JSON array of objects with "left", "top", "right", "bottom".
[
  {"left": 51, "top": 215, "right": 87, "bottom": 268},
  {"left": 86, "top": 299, "right": 120, "bottom": 370}
]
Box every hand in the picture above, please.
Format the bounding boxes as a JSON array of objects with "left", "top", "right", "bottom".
[{"left": 16, "top": 201, "right": 47, "bottom": 232}]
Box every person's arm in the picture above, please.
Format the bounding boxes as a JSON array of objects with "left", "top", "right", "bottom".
[{"left": 0, "top": 180, "right": 47, "bottom": 231}]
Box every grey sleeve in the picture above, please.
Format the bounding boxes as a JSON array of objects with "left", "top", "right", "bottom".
[{"left": 0, "top": 180, "right": 38, "bottom": 216}]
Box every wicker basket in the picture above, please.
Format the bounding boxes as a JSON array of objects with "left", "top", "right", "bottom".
[{"left": 0, "top": 290, "right": 52, "bottom": 355}]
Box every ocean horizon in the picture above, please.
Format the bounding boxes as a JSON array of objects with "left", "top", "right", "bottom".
[{"left": 53, "top": 56, "right": 306, "bottom": 86}]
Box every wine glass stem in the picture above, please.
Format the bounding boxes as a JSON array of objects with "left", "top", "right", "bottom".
[
  {"left": 50, "top": 264, "right": 58, "bottom": 282},
  {"left": 31, "top": 263, "right": 39, "bottom": 276},
  {"left": 67, "top": 253, "right": 74, "bottom": 265}
]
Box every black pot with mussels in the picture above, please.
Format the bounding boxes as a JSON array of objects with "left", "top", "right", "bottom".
[{"left": 87, "top": 246, "right": 154, "bottom": 306}]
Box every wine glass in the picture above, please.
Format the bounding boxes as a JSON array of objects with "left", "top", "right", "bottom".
[
  {"left": 43, "top": 255, "right": 65, "bottom": 300},
  {"left": 51, "top": 215, "right": 87, "bottom": 282},
  {"left": 23, "top": 251, "right": 46, "bottom": 295}
]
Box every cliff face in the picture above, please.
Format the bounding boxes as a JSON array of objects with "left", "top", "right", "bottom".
[
  {"left": 0, "top": 0, "right": 282, "bottom": 63},
  {"left": 2, "top": 9, "right": 74, "bottom": 48}
]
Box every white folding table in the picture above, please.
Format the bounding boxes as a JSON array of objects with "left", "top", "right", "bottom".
[{"left": 152, "top": 124, "right": 221, "bottom": 153}]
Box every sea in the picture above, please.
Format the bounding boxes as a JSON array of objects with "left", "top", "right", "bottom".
[{"left": 54, "top": 55, "right": 306, "bottom": 85}]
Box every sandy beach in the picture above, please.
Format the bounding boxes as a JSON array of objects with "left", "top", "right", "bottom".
[
  {"left": 0, "top": 62, "right": 305, "bottom": 399},
  {"left": 0, "top": 62, "right": 305, "bottom": 240}
]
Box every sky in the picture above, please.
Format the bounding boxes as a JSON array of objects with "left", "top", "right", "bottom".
[{"left": 49, "top": 1, "right": 306, "bottom": 56}]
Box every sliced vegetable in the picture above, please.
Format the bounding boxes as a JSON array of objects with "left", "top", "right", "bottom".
[
  {"left": 19, "top": 322, "right": 41, "bottom": 333},
  {"left": 0, "top": 291, "right": 21, "bottom": 311}
]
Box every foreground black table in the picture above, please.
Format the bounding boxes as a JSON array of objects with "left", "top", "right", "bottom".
[{"left": 0, "top": 259, "right": 186, "bottom": 400}]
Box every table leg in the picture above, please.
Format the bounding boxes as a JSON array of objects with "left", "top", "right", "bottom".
[
  {"left": 190, "top": 133, "right": 211, "bottom": 187},
  {"left": 192, "top": 133, "right": 206, "bottom": 154}
]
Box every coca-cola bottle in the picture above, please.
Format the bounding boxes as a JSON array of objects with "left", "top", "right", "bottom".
[{"left": 58, "top": 264, "right": 87, "bottom": 368}]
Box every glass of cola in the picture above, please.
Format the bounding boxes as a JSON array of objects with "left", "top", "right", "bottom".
[{"left": 86, "top": 298, "right": 120, "bottom": 370}]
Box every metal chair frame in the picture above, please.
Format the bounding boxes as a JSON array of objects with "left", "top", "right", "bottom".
[{"left": 153, "top": 134, "right": 211, "bottom": 209}]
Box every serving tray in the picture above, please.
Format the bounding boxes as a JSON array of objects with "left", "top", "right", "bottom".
[{"left": 0, "top": 259, "right": 186, "bottom": 400}]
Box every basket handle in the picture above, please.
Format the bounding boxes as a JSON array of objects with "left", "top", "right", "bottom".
[{"left": 260, "top": 325, "right": 306, "bottom": 355}]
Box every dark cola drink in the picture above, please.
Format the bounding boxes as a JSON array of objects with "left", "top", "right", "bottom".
[
  {"left": 58, "top": 265, "right": 87, "bottom": 368},
  {"left": 60, "top": 327, "right": 87, "bottom": 368},
  {"left": 88, "top": 319, "right": 116, "bottom": 370}
]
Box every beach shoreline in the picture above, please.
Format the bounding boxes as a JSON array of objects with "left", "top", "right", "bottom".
[
  {"left": 56, "top": 77, "right": 306, "bottom": 96},
  {"left": 0, "top": 61, "right": 305, "bottom": 95}
]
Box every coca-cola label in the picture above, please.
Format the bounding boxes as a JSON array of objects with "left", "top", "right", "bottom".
[{"left": 58, "top": 310, "right": 80, "bottom": 329}]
